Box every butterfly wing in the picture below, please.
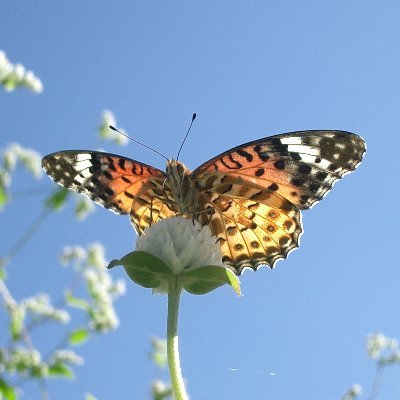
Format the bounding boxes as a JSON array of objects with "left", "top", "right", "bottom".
[
  {"left": 195, "top": 176, "right": 302, "bottom": 274},
  {"left": 192, "top": 130, "right": 365, "bottom": 273},
  {"left": 42, "top": 151, "right": 176, "bottom": 233},
  {"left": 193, "top": 130, "right": 366, "bottom": 209}
]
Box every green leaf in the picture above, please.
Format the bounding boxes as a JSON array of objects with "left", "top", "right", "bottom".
[
  {"left": 10, "top": 309, "right": 24, "bottom": 340},
  {"left": 48, "top": 363, "right": 74, "bottom": 378},
  {"left": 0, "top": 185, "right": 8, "bottom": 210},
  {"left": 65, "top": 291, "right": 90, "bottom": 310},
  {"left": 45, "top": 188, "right": 69, "bottom": 211},
  {"left": 85, "top": 394, "right": 98, "bottom": 400},
  {"left": 109, "top": 251, "right": 173, "bottom": 290},
  {"left": 183, "top": 265, "right": 241, "bottom": 295},
  {"left": 68, "top": 328, "right": 89, "bottom": 345},
  {"left": 0, "top": 378, "right": 17, "bottom": 400}
]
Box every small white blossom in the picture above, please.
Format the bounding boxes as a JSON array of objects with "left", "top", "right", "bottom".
[
  {"left": 1, "top": 143, "right": 42, "bottom": 189},
  {"left": 0, "top": 50, "right": 43, "bottom": 93},
  {"left": 152, "top": 380, "right": 172, "bottom": 396},
  {"left": 49, "top": 349, "right": 84, "bottom": 366},
  {"left": 136, "top": 217, "right": 224, "bottom": 274},
  {"left": 22, "top": 293, "right": 70, "bottom": 323},
  {"left": 60, "top": 245, "right": 87, "bottom": 267},
  {"left": 342, "top": 384, "right": 362, "bottom": 400},
  {"left": 111, "top": 279, "right": 126, "bottom": 296},
  {"left": 89, "top": 306, "right": 119, "bottom": 332},
  {"left": 98, "top": 110, "right": 128, "bottom": 146},
  {"left": 87, "top": 242, "right": 107, "bottom": 268},
  {"left": 60, "top": 242, "right": 124, "bottom": 333},
  {"left": 367, "top": 333, "right": 400, "bottom": 365},
  {"left": 0, "top": 51, "right": 12, "bottom": 80}
]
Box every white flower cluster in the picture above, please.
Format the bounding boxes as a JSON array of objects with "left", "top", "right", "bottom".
[
  {"left": 367, "top": 333, "right": 400, "bottom": 365},
  {"left": 22, "top": 293, "right": 70, "bottom": 323},
  {"left": 0, "top": 346, "right": 83, "bottom": 378},
  {"left": 98, "top": 110, "right": 128, "bottom": 146},
  {"left": 60, "top": 242, "right": 126, "bottom": 332},
  {"left": 0, "top": 347, "right": 46, "bottom": 376},
  {"left": 49, "top": 349, "right": 83, "bottom": 366},
  {"left": 0, "top": 50, "right": 43, "bottom": 93},
  {"left": 0, "top": 143, "right": 42, "bottom": 189},
  {"left": 136, "top": 217, "right": 224, "bottom": 274},
  {"left": 5, "top": 294, "right": 68, "bottom": 342},
  {"left": 342, "top": 384, "right": 362, "bottom": 400}
]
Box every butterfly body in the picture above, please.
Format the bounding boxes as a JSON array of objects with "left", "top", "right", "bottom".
[{"left": 42, "top": 130, "right": 365, "bottom": 274}]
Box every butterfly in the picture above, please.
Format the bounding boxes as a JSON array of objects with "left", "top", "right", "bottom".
[{"left": 42, "top": 130, "right": 365, "bottom": 275}]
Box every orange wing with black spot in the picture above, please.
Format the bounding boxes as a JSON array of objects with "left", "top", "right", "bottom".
[
  {"left": 41, "top": 151, "right": 176, "bottom": 233},
  {"left": 192, "top": 130, "right": 365, "bottom": 273}
]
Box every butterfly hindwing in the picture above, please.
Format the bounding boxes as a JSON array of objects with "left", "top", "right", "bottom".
[
  {"left": 41, "top": 151, "right": 175, "bottom": 232},
  {"left": 196, "top": 175, "right": 302, "bottom": 273},
  {"left": 193, "top": 130, "right": 366, "bottom": 210}
]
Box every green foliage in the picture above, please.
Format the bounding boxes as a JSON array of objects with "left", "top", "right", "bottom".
[
  {"left": 0, "top": 378, "right": 17, "bottom": 400},
  {"left": 85, "top": 394, "right": 98, "bottom": 400},
  {"left": 68, "top": 328, "right": 90, "bottom": 346},
  {"left": 109, "top": 251, "right": 173, "bottom": 291},
  {"left": 9, "top": 307, "right": 24, "bottom": 340},
  {"left": 183, "top": 265, "right": 240, "bottom": 295},
  {"left": 65, "top": 291, "right": 90, "bottom": 311},
  {"left": 45, "top": 188, "right": 69, "bottom": 211},
  {"left": 0, "top": 184, "right": 8, "bottom": 209},
  {"left": 48, "top": 363, "right": 74, "bottom": 378},
  {"left": 109, "top": 250, "right": 240, "bottom": 296}
]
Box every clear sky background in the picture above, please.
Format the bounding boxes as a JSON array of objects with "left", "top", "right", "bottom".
[{"left": 1, "top": 1, "right": 399, "bottom": 399}]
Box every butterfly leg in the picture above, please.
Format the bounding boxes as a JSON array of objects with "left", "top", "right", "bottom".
[{"left": 162, "top": 178, "right": 179, "bottom": 216}]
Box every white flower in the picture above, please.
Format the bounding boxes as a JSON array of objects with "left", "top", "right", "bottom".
[
  {"left": 98, "top": 110, "right": 128, "bottom": 146},
  {"left": 367, "top": 333, "right": 400, "bottom": 365},
  {"left": 136, "top": 217, "right": 224, "bottom": 274},
  {"left": 342, "top": 384, "right": 362, "bottom": 400},
  {"left": 50, "top": 349, "right": 84, "bottom": 366}
]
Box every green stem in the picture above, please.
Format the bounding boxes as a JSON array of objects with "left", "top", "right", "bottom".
[{"left": 167, "top": 275, "right": 188, "bottom": 400}]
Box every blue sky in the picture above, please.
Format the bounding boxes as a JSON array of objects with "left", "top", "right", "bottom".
[{"left": 1, "top": 1, "right": 399, "bottom": 399}]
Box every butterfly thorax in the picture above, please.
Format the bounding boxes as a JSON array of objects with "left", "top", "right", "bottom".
[{"left": 165, "top": 159, "right": 199, "bottom": 216}]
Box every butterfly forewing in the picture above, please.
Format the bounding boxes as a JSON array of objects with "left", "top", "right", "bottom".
[
  {"left": 193, "top": 130, "right": 366, "bottom": 210},
  {"left": 41, "top": 151, "right": 175, "bottom": 231}
]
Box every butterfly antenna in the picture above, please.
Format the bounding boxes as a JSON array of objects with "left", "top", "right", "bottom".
[
  {"left": 176, "top": 113, "right": 196, "bottom": 161},
  {"left": 108, "top": 126, "right": 169, "bottom": 161}
]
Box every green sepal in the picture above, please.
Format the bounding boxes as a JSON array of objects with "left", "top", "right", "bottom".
[
  {"left": 68, "top": 328, "right": 89, "bottom": 345},
  {"left": 183, "top": 265, "right": 241, "bottom": 295},
  {"left": 108, "top": 251, "right": 173, "bottom": 289}
]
